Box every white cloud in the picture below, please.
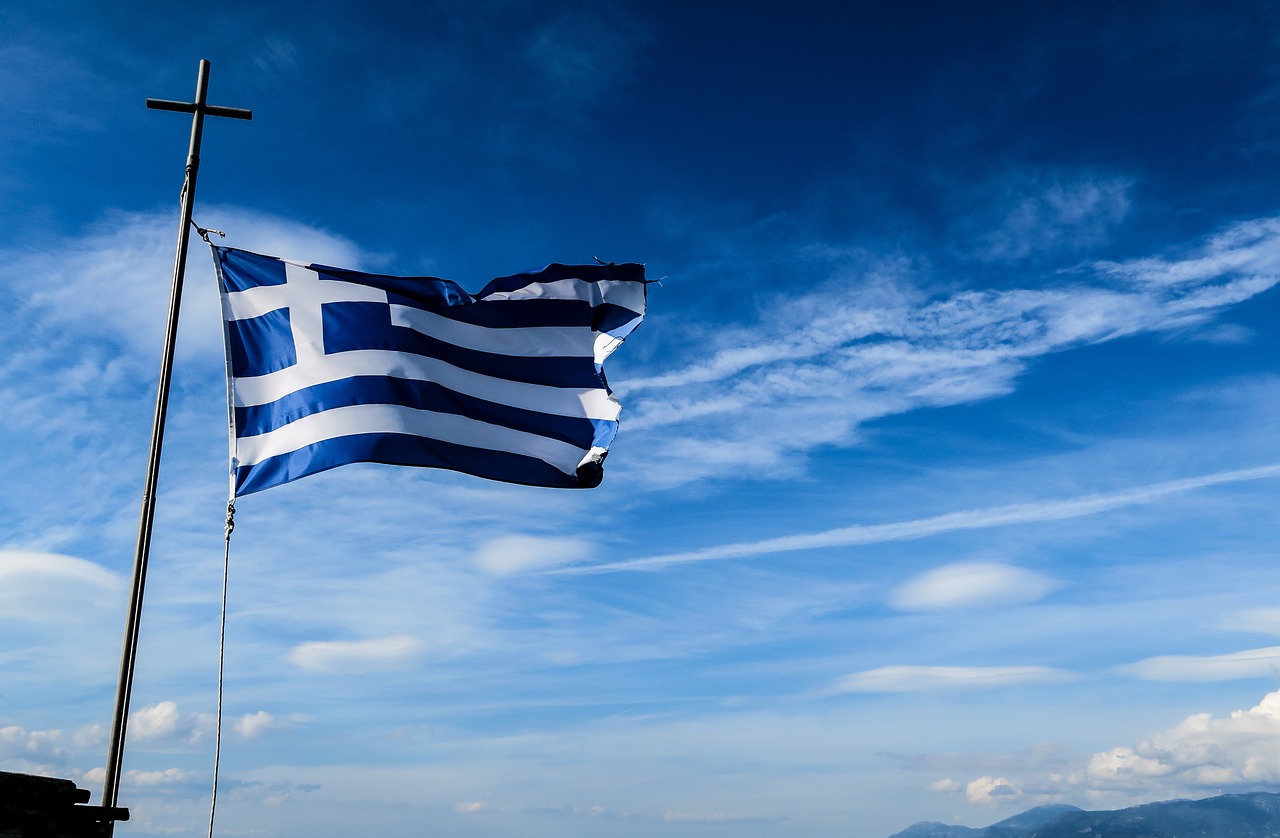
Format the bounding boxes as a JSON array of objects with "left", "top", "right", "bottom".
[
  {"left": 473, "top": 535, "right": 593, "bottom": 576},
  {"left": 927, "top": 778, "right": 963, "bottom": 793},
  {"left": 957, "top": 690, "right": 1280, "bottom": 804},
  {"left": 1117, "top": 646, "right": 1280, "bottom": 681},
  {"left": 289, "top": 634, "right": 423, "bottom": 674},
  {"left": 198, "top": 205, "right": 371, "bottom": 272},
  {"left": 1077, "top": 689, "right": 1280, "bottom": 791},
  {"left": 234, "top": 711, "right": 278, "bottom": 739},
  {"left": 0, "top": 551, "right": 122, "bottom": 623},
  {"left": 129, "top": 701, "right": 212, "bottom": 746},
  {"left": 966, "top": 775, "right": 1023, "bottom": 805},
  {"left": 0, "top": 724, "right": 68, "bottom": 765},
  {"left": 0, "top": 722, "right": 111, "bottom": 778},
  {"left": 890, "top": 562, "right": 1058, "bottom": 611},
  {"left": 833, "top": 665, "right": 1072, "bottom": 693},
  {"left": 131, "top": 701, "right": 181, "bottom": 739}
]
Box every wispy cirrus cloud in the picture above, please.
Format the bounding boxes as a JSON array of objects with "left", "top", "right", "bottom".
[
  {"left": 555, "top": 463, "right": 1280, "bottom": 574},
  {"left": 13, "top": 206, "right": 368, "bottom": 362},
  {"left": 624, "top": 215, "right": 1280, "bottom": 486},
  {"left": 956, "top": 169, "right": 1133, "bottom": 262},
  {"left": 1096, "top": 216, "right": 1280, "bottom": 287}
]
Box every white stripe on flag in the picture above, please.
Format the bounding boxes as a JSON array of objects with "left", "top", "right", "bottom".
[
  {"left": 232, "top": 348, "right": 621, "bottom": 419},
  {"left": 389, "top": 305, "right": 598, "bottom": 357},
  {"left": 234, "top": 402, "right": 586, "bottom": 474}
]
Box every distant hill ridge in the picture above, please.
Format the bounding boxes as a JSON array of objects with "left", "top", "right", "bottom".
[{"left": 888, "top": 792, "right": 1280, "bottom": 838}]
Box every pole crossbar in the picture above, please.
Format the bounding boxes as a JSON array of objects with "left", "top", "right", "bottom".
[
  {"left": 146, "top": 98, "right": 253, "bottom": 120},
  {"left": 102, "top": 59, "right": 250, "bottom": 832}
]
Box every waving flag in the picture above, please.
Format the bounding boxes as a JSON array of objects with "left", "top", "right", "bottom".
[{"left": 212, "top": 247, "right": 646, "bottom": 495}]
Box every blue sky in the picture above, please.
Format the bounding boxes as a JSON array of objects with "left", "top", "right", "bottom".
[{"left": 4, "top": 1, "right": 1280, "bottom": 836}]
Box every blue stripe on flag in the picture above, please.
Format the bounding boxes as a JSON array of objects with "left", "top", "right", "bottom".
[
  {"left": 308, "top": 264, "right": 474, "bottom": 308},
  {"left": 384, "top": 295, "right": 602, "bottom": 329},
  {"left": 235, "top": 433, "right": 584, "bottom": 494},
  {"left": 235, "top": 375, "right": 615, "bottom": 448},
  {"left": 320, "top": 302, "right": 604, "bottom": 388}
]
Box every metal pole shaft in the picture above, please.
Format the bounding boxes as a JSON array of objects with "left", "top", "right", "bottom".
[{"left": 102, "top": 59, "right": 211, "bottom": 817}]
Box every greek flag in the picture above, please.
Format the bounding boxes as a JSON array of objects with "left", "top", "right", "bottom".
[{"left": 212, "top": 247, "right": 646, "bottom": 495}]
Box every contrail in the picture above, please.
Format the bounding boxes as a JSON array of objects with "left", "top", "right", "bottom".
[{"left": 551, "top": 463, "right": 1280, "bottom": 575}]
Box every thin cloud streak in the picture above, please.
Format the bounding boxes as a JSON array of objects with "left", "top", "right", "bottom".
[
  {"left": 1117, "top": 646, "right": 1280, "bottom": 681},
  {"left": 834, "top": 665, "right": 1073, "bottom": 693},
  {"left": 553, "top": 463, "right": 1280, "bottom": 575}
]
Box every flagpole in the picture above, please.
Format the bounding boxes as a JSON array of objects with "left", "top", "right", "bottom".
[{"left": 102, "top": 59, "right": 250, "bottom": 824}]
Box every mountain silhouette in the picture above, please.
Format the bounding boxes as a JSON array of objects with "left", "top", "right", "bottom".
[{"left": 888, "top": 792, "right": 1280, "bottom": 838}]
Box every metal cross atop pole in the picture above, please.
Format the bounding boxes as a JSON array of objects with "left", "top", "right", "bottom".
[{"left": 102, "top": 59, "right": 251, "bottom": 825}]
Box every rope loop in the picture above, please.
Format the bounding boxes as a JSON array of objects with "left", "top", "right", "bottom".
[{"left": 192, "top": 218, "right": 226, "bottom": 245}]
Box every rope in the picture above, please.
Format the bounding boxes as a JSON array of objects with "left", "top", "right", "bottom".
[
  {"left": 191, "top": 218, "right": 225, "bottom": 244},
  {"left": 206, "top": 498, "right": 235, "bottom": 838}
]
